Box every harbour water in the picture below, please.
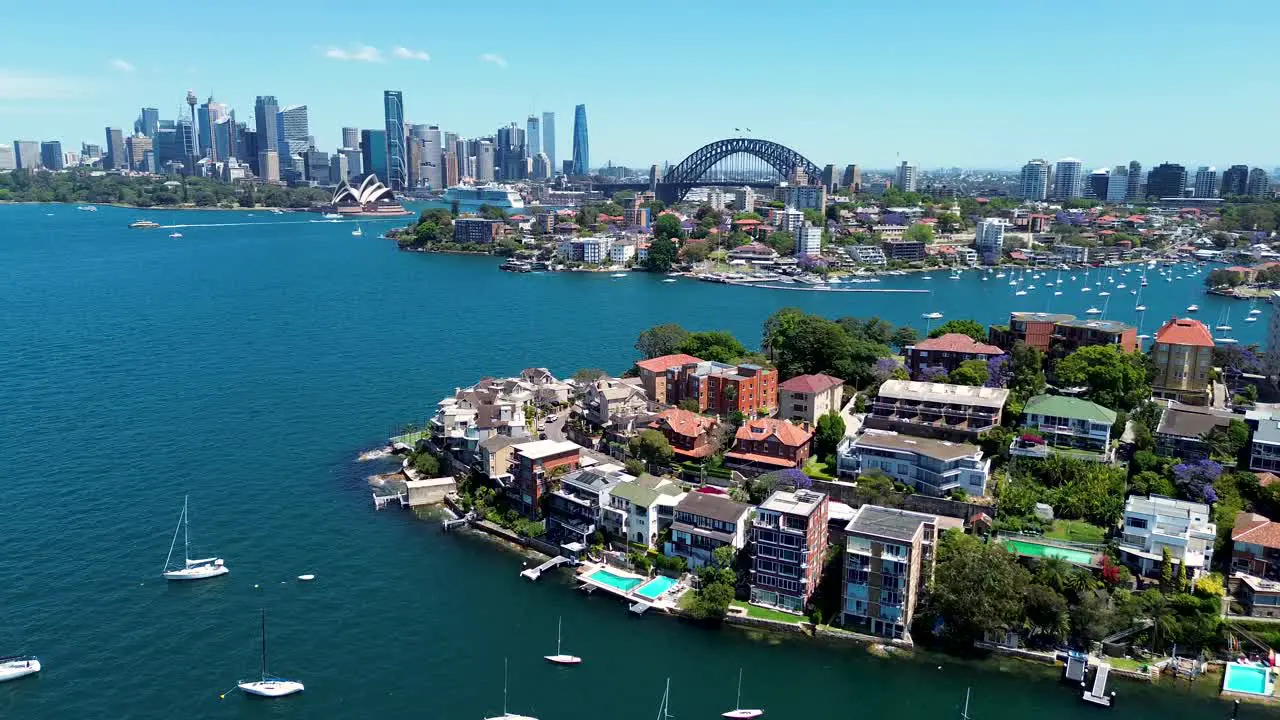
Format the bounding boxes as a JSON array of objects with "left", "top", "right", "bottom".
[{"left": 0, "top": 203, "right": 1262, "bottom": 719}]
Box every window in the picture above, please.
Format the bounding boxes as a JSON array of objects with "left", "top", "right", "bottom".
[{"left": 1125, "top": 516, "right": 1148, "bottom": 530}]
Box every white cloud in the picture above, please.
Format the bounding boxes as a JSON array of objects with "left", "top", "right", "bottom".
[
  {"left": 479, "top": 53, "right": 508, "bottom": 69},
  {"left": 109, "top": 58, "right": 135, "bottom": 73},
  {"left": 323, "top": 45, "right": 383, "bottom": 62},
  {"left": 0, "top": 69, "right": 81, "bottom": 100},
  {"left": 393, "top": 47, "right": 430, "bottom": 61}
]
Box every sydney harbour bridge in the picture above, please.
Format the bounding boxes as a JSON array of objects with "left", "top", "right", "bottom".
[{"left": 594, "top": 137, "right": 822, "bottom": 204}]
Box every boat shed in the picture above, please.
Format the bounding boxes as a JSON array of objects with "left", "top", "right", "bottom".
[{"left": 405, "top": 476, "right": 457, "bottom": 507}]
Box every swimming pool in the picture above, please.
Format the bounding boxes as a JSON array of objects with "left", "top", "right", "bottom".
[
  {"left": 635, "top": 575, "right": 679, "bottom": 600},
  {"left": 1223, "top": 663, "right": 1273, "bottom": 696},
  {"left": 1002, "top": 539, "right": 1095, "bottom": 566},
  {"left": 587, "top": 568, "right": 644, "bottom": 593}
]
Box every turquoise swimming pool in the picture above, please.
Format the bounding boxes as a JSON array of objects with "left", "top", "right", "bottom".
[
  {"left": 588, "top": 568, "right": 644, "bottom": 592},
  {"left": 635, "top": 575, "right": 679, "bottom": 600},
  {"left": 1223, "top": 663, "right": 1273, "bottom": 696}
]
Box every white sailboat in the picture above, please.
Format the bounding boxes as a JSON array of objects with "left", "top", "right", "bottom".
[
  {"left": 351, "top": 223, "right": 363, "bottom": 237},
  {"left": 237, "top": 609, "right": 304, "bottom": 698},
  {"left": 162, "top": 496, "right": 228, "bottom": 581},
  {"left": 654, "top": 678, "right": 675, "bottom": 720},
  {"left": 544, "top": 617, "right": 581, "bottom": 665},
  {"left": 0, "top": 655, "right": 41, "bottom": 683},
  {"left": 721, "top": 668, "right": 763, "bottom": 719},
  {"left": 484, "top": 658, "right": 537, "bottom": 720},
  {"left": 960, "top": 687, "right": 973, "bottom": 720}
]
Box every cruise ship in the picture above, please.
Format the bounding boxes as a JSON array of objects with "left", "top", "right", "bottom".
[{"left": 441, "top": 184, "right": 524, "bottom": 210}]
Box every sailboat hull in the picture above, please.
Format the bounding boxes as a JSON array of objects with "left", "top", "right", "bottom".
[
  {"left": 0, "top": 658, "right": 41, "bottom": 682},
  {"left": 544, "top": 654, "right": 582, "bottom": 665},
  {"left": 164, "top": 562, "right": 229, "bottom": 581},
  {"left": 238, "top": 679, "right": 304, "bottom": 697},
  {"left": 722, "top": 710, "right": 764, "bottom": 719}
]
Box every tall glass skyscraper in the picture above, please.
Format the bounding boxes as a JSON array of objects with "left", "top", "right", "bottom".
[
  {"left": 197, "top": 97, "right": 227, "bottom": 159},
  {"left": 361, "top": 129, "right": 389, "bottom": 185},
  {"left": 254, "top": 96, "right": 279, "bottom": 153},
  {"left": 542, "top": 111, "right": 556, "bottom": 170},
  {"left": 137, "top": 108, "right": 159, "bottom": 138},
  {"left": 570, "top": 104, "right": 588, "bottom": 176},
  {"left": 526, "top": 115, "right": 540, "bottom": 157},
  {"left": 383, "top": 91, "right": 406, "bottom": 190}
]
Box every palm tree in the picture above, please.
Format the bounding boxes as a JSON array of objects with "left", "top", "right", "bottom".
[
  {"left": 1035, "top": 556, "right": 1071, "bottom": 593},
  {"left": 1147, "top": 595, "right": 1179, "bottom": 653},
  {"left": 1064, "top": 568, "right": 1096, "bottom": 597}
]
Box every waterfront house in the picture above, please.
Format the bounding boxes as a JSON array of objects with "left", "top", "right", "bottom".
[
  {"left": 726, "top": 242, "right": 778, "bottom": 264},
  {"left": 1150, "top": 317, "right": 1215, "bottom": 406},
  {"left": 841, "top": 504, "right": 939, "bottom": 642},
  {"left": 1011, "top": 394, "right": 1117, "bottom": 462},
  {"left": 635, "top": 353, "right": 703, "bottom": 406},
  {"left": 666, "top": 492, "right": 752, "bottom": 569},
  {"left": 477, "top": 435, "right": 520, "bottom": 485},
  {"left": 778, "top": 373, "right": 845, "bottom": 425},
  {"left": 581, "top": 377, "right": 648, "bottom": 429},
  {"left": 453, "top": 217, "right": 504, "bottom": 244},
  {"left": 511, "top": 440, "right": 582, "bottom": 518},
  {"left": 604, "top": 474, "right": 685, "bottom": 549},
  {"left": 724, "top": 418, "right": 813, "bottom": 475},
  {"left": 836, "top": 431, "right": 990, "bottom": 497},
  {"left": 1232, "top": 512, "right": 1280, "bottom": 583},
  {"left": 846, "top": 245, "right": 886, "bottom": 266},
  {"left": 864, "top": 379, "right": 1009, "bottom": 441},
  {"left": 546, "top": 466, "right": 630, "bottom": 546},
  {"left": 1052, "top": 318, "right": 1140, "bottom": 355},
  {"left": 750, "top": 490, "right": 830, "bottom": 614},
  {"left": 988, "top": 312, "right": 1076, "bottom": 353},
  {"left": 1117, "top": 495, "right": 1216, "bottom": 580},
  {"left": 1154, "top": 402, "right": 1235, "bottom": 460},
  {"left": 1235, "top": 574, "right": 1280, "bottom": 619},
  {"left": 1250, "top": 417, "right": 1280, "bottom": 473},
  {"left": 649, "top": 408, "right": 717, "bottom": 461},
  {"left": 882, "top": 239, "right": 925, "bottom": 261},
  {"left": 519, "top": 367, "right": 572, "bottom": 407},
  {"left": 905, "top": 333, "right": 1005, "bottom": 378}
]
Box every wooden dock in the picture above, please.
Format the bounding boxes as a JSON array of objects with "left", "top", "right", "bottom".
[{"left": 520, "top": 556, "right": 571, "bottom": 581}]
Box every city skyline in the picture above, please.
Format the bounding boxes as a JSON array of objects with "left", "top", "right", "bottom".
[{"left": 4, "top": 1, "right": 1280, "bottom": 168}]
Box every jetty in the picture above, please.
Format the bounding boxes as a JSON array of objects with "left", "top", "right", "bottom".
[
  {"left": 629, "top": 601, "right": 652, "bottom": 615},
  {"left": 520, "top": 556, "right": 571, "bottom": 581},
  {"left": 1064, "top": 652, "right": 1088, "bottom": 683},
  {"left": 372, "top": 491, "right": 407, "bottom": 509},
  {"left": 1082, "top": 661, "right": 1114, "bottom": 707}
]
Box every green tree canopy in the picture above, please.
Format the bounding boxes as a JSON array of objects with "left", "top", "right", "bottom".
[
  {"left": 815, "top": 411, "right": 846, "bottom": 459},
  {"left": 949, "top": 359, "right": 990, "bottom": 387},
  {"left": 763, "top": 231, "right": 794, "bottom": 256},
  {"left": 928, "top": 319, "right": 988, "bottom": 342},
  {"left": 902, "top": 223, "right": 935, "bottom": 244},
  {"left": 645, "top": 237, "right": 678, "bottom": 272},
  {"left": 927, "top": 530, "right": 1030, "bottom": 646},
  {"left": 677, "top": 331, "right": 747, "bottom": 364},
  {"left": 628, "top": 429, "right": 674, "bottom": 467},
  {"left": 635, "top": 324, "right": 691, "bottom": 359},
  {"left": 653, "top": 214, "right": 683, "bottom": 241},
  {"left": 1053, "top": 345, "right": 1151, "bottom": 411}
]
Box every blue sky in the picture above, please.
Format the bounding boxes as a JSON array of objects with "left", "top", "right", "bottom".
[{"left": 3, "top": 0, "right": 1278, "bottom": 169}]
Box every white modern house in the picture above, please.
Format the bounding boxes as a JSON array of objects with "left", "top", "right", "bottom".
[
  {"left": 603, "top": 475, "right": 685, "bottom": 549},
  {"left": 1117, "top": 495, "right": 1217, "bottom": 579},
  {"left": 837, "top": 431, "right": 990, "bottom": 497}
]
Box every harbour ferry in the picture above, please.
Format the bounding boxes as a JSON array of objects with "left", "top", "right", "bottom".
[
  {"left": 442, "top": 183, "right": 525, "bottom": 210},
  {"left": 128, "top": 220, "right": 161, "bottom": 229}
]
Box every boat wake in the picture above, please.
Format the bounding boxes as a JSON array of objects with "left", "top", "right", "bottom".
[
  {"left": 159, "top": 220, "right": 327, "bottom": 229},
  {"left": 357, "top": 447, "right": 393, "bottom": 462}
]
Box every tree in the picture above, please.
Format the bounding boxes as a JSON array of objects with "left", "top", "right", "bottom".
[
  {"left": 678, "top": 397, "right": 701, "bottom": 412},
  {"left": 412, "top": 451, "right": 440, "bottom": 477},
  {"left": 1159, "top": 547, "right": 1173, "bottom": 592},
  {"left": 763, "top": 231, "right": 795, "bottom": 256},
  {"left": 476, "top": 203, "right": 507, "bottom": 220},
  {"left": 645, "top": 237, "right": 678, "bottom": 272},
  {"left": 653, "top": 214, "right": 682, "bottom": 242},
  {"left": 681, "top": 240, "right": 711, "bottom": 263},
  {"left": 677, "top": 330, "right": 747, "bottom": 364},
  {"left": 635, "top": 324, "right": 690, "bottom": 359},
  {"left": 1009, "top": 342, "right": 1046, "bottom": 400},
  {"left": 1053, "top": 345, "right": 1150, "bottom": 411},
  {"left": 949, "top": 359, "right": 990, "bottom": 387},
  {"left": 624, "top": 459, "right": 645, "bottom": 476},
  {"left": 572, "top": 368, "right": 606, "bottom": 383},
  {"left": 687, "top": 573, "right": 734, "bottom": 622},
  {"left": 902, "top": 223, "right": 935, "bottom": 244},
  {"left": 712, "top": 545, "right": 737, "bottom": 570},
  {"left": 1024, "top": 585, "right": 1069, "bottom": 644},
  {"left": 628, "top": 429, "right": 674, "bottom": 467},
  {"left": 928, "top": 319, "right": 987, "bottom": 342},
  {"left": 928, "top": 530, "right": 1030, "bottom": 645},
  {"left": 890, "top": 326, "right": 920, "bottom": 353},
  {"left": 815, "top": 411, "right": 846, "bottom": 460},
  {"left": 1035, "top": 556, "right": 1071, "bottom": 593}
]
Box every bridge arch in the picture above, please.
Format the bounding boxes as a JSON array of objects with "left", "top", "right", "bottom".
[{"left": 662, "top": 138, "right": 821, "bottom": 203}]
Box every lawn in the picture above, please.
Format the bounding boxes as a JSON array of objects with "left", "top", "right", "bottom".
[
  {"left": 803, "top": 458, "right": 835, "bottom": 481},
  {"left": 1044, "top": 519, "right": 1107, "bottom": 544},
  {"left": 1107, "top": 656, "right": 1150, "bottom": 672},
  {"left": 731, "top": 600, "right": 804, "bottom": 624}
]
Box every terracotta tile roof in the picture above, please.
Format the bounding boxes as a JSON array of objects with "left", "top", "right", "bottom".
[
  {"left": 732, "top": 218, "right": 762, "bottom": 225},
  {"left": 723, "top": 451, "right": 796, "bottom": 468},
  {"left": 1154, "top": 317, "right": 1215, "bottom": 348},
  {"left": 1232, "top": 511, "right": 1280, "bottom": 549},
  {"left": 779, "top": 373, "right": 844, "bottom": 394},
  {"left": 1256, "top": 472, "right": 1280, "bottom": 488},
  {"left": 735, "top": 417, "right": 812, "bottom": 447},
  {"left": 651, "top": 408, "right": 714, "bottom": 439},
  {"left": 635, "top": 353, "right": 703, "bottom": 373},
  {"left": 913, "top": 333, "right": 1005, "bottom": 355}
]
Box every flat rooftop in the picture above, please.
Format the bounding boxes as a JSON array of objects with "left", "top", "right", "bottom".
[
  {"left": 759, "top": 489, "right": 827, "bottom": 517},
  {"left": 847, "top": 504, "right": 937, "bottom": 543},
  {"left": 852, "top": 431, "right": 980, "bottom": 461},
  {"left": 513, "top": 439, "right": 580, "bottom": 459},
  {"left": 878, "top": 379, "right": 1009, "bottom": 409}
]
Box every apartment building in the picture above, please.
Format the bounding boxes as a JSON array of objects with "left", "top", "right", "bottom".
[
  {"left": 546, "top": 467, "right": 627, "bottom": 546},
  {"left": 1250, "top": 417, "right": 1280, "bottom": 473},
  {"left": 905, "top": 333, "right": 1005, "bottom": 378},
  {"left": 841, "top": 505, "right": 939, "bottom": 641},
  {"left": 580, "top": 377, "right": 648, "bottom": 428},
  {"left": 836, "top": 431, "right": 990, "bottom": 497},
  {"left": 778, "top": 373, "right": 844, "bottom": 425},
  {"left": 512, "top": 440, "right": 582, "bottom": 518},
  {"left": 635, "top": 354, "right": 778, "bottom": 415},
  {"left": 989, "top": 312, "right": 1076, "bottom": 353},
  {"left": 1151, "top": 317, "right": 1215, "bottom": 406},
  {"left": 864, "top": 379, "right": 1009, "bottom": 441},
  {"left": 1052, "top": 318, "right": 1140, "bottom": 355},
  {"left": 665, "top": 492, "right": 752, "bottom": 569},
  {"left": 1117, "top": 495, "right": 1216, "bottom": 580},
  {"left": 1011, "top": 394, "right": 1117, "bottom": 461},
  {"left": 1154, "top": 402, "right": 1234, "bottom": 460},
  {"left": 882, "top": 239, "right": 926, "bottom": 261},
  {"left": 750, "top": 490, "right": 830, "bottom": 614}
]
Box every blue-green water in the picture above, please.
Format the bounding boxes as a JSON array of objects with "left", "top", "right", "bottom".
[{"left": 0, "top": 203, "right": 1264, "bottom": 719}]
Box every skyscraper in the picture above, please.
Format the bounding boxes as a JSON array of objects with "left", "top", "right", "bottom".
[
  {"left": 330, "top": 153, "right": 349, "bottom": 184},
  {"left": 341, "top": 127, "right": 360, "bottom": 150},
  {"left": 339, "top": 148, "right": 362, "bottom": 180},
  {"left": 896, "top": 161, "right": 917, "bottom": 192},
  {"left": 1086, "top": 168, "right": 1109, "bottom": 199},
  {"left": 476, "top": 140, "right": 495, "bottom": 182},
  {"left": 155, "top": 126, "right": 182, "bottom": 169},
  {"left": 104, "top": 128, "right": 126, "bottom": 170},
  {"left": 1146, "top": 162, "right": 1186, "bottom": 199},
  {"left": 444, "top": 151, "right": 459, "bottom": 187},
  {"left": 842, "top": 164, "right": 861, "bottom": 192},
  {"left": 0, "top": 145, "right": 15, "bottom": 170},
  {"left": 176, "top": 120, "right": 195, "bottom": 169},
  {"left": 1221, "top": 165, "right": 1250, "bottom": 197},
  {"left": 541, "top": 111, "right": 556, "bottom": 171},
  {"left": 527, "top": 115, "right": 541, "bottom": 158},
  {"left": 277, "top": 105, "right": 311, "bottom": 182},
  {"left": 40, "top": 141, "right": 64, "bottom": 170},
  {"left": 570, "top": 104, "right": 588, "bottom": 176},
  {"left": 1126, "top": 160, "right": 1142, "bottom": 201},
  {"left": 197, "top": 97, "right": 227, "bottom": 158},
  {"left": 496, "top": 123, "right": 526, "bottom": 181},
  {"left": 126, "top": 134, "right": 153, "bottom": 171},
  {"left": 1247, "top": 168, "right": 1270, "bottom": 198},
  {"left": 254, "top": 95, "right": 280, "bottom": 177},
  {"left": 531, "top": 152, "right": 551, "bottom": 180},
  {"left": 136, "top": 108, "right": 159, "bottom": 138},
  {"left": 361, "top": 129, "right": 389, "bottom": 184},
  {"left": 1106, "top": 165, "right": 1129, "bottom": 202},
  {"left": 1052, "top": 158, "right": 1084, "bottom": 200},
  {"left": 11, "top": 140, "right": 39, "bottom": 169},
  {"left": 1019, "top": 158, "right": 1050, "bottom": 200},
  {"left": 383, "top": 91, "right": 406, "bottom": 190},
  {"left": 1193, "top": 166, "right": 1218, "bottom": 198}
]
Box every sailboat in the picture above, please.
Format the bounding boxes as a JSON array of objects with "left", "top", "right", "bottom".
[
  {"left": 1215, "top": 309, "right": 1233, "bottom": 332},
  {"left": 351, "top": 223, "right": 363, "bottom": 237},
  {"left": 655, "top": 678, "right": 675, "bottom": 720},
  {"left": 237, "top": 610, "right": 304, "bottom": 698},
  {"left": 484, "top": 658, "right": 538, "bottom": 720},
  {"left": 0, "top": 655, "right": 41, "bottom": 683},
  {"left": 721, "top": 668, "right": 764, "bottom": 719},
  {"left": 960, "top": 687, "right": 973, "bottom": 720},
  {"left": 544, "top": 617, "right": 581, "bottom": 665},
  {"left": 162, "top": 496, "right": 228, "bottom": 581}
]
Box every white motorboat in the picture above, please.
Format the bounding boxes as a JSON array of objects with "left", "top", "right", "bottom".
[
  {"left": 1054, "top": 291, "right": 1063, "bottom": 296},
  {"left": 662, "top": 278, "right": 677, "bottom": 283},
  {"left": 1135, "top": 304, "right": 1147, "bottom": 312},
  {"left": 611, "top": 272, "right": 629, "bottom": 278},
  {"left": 1081, "top": 286, "right": 1092, "bottom": 292},
  {"left": 297, "top": 574, "right": 316, "bottom": 582},
  {"left": 169, "top": 232, "right": 183, "bottom": 239},
  {"left": 1250, "top": 307, "right": 1262, "bottom": 315},
  {"left": 1246, "top": 316, "right": 1258, "bottom": 323},
  {"left": 1186, "top": 304, "right": 1199, "bottom": 312},
  {"left": 77, "top": 205, "right": 97, "bottom": 211},
  {"left": 237, "top": 610, "right": 304, "bottom": 698},
  {"left": 0, "top": 655, "right": 41, "bottom": 683},
  {"left": 162, "top": 496, "right": 229, "bottom": 581},
  {"left": 484, "top": 659, "right": 537, "bottom": 720},
  {"left": 322, "top": 212, "right": 342, "bottom": 219},
  {"left": 922, "top": 312, "right": 943, "bottom": 320},
  {"left": 1015, "top": 290, "right": 1027, "bottom": 296},
  {"left": 1098, "top": 291, "right": 1110, "bottom": 297},
  {"left": 721, "top": 668, "right": 763, "bottom": 719},
  {"left": 922, "top": 276, "right": 933, "bottom": 280},
  {"left": 1085, "top": 307, "right": 1102, "bottom": 315},
  {"left": 544, "top": 617, "right": 581, "bottom": 665}
]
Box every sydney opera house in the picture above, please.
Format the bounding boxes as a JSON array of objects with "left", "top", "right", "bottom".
[{"left": 326, "top": 175, "right": 411, "bottom": 216}]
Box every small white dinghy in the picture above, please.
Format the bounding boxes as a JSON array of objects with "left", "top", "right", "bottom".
[
  {"left": 721, "top": 668, "right": 763, "bottom": 719},
  {"left": 297, "top": 574, "right": 315, "bottom": 582},
  {"left": 162, "top": 496, "right": 229, "bottom": 581},
  {"left": 237, "top": 610, "right": 304, "bottom": 698},
  {"left": 543, "top": 617, "right": 581, "bottom": 665},
  {"left": 0, "top": 655, "right": 41, "bottom": 683}
]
